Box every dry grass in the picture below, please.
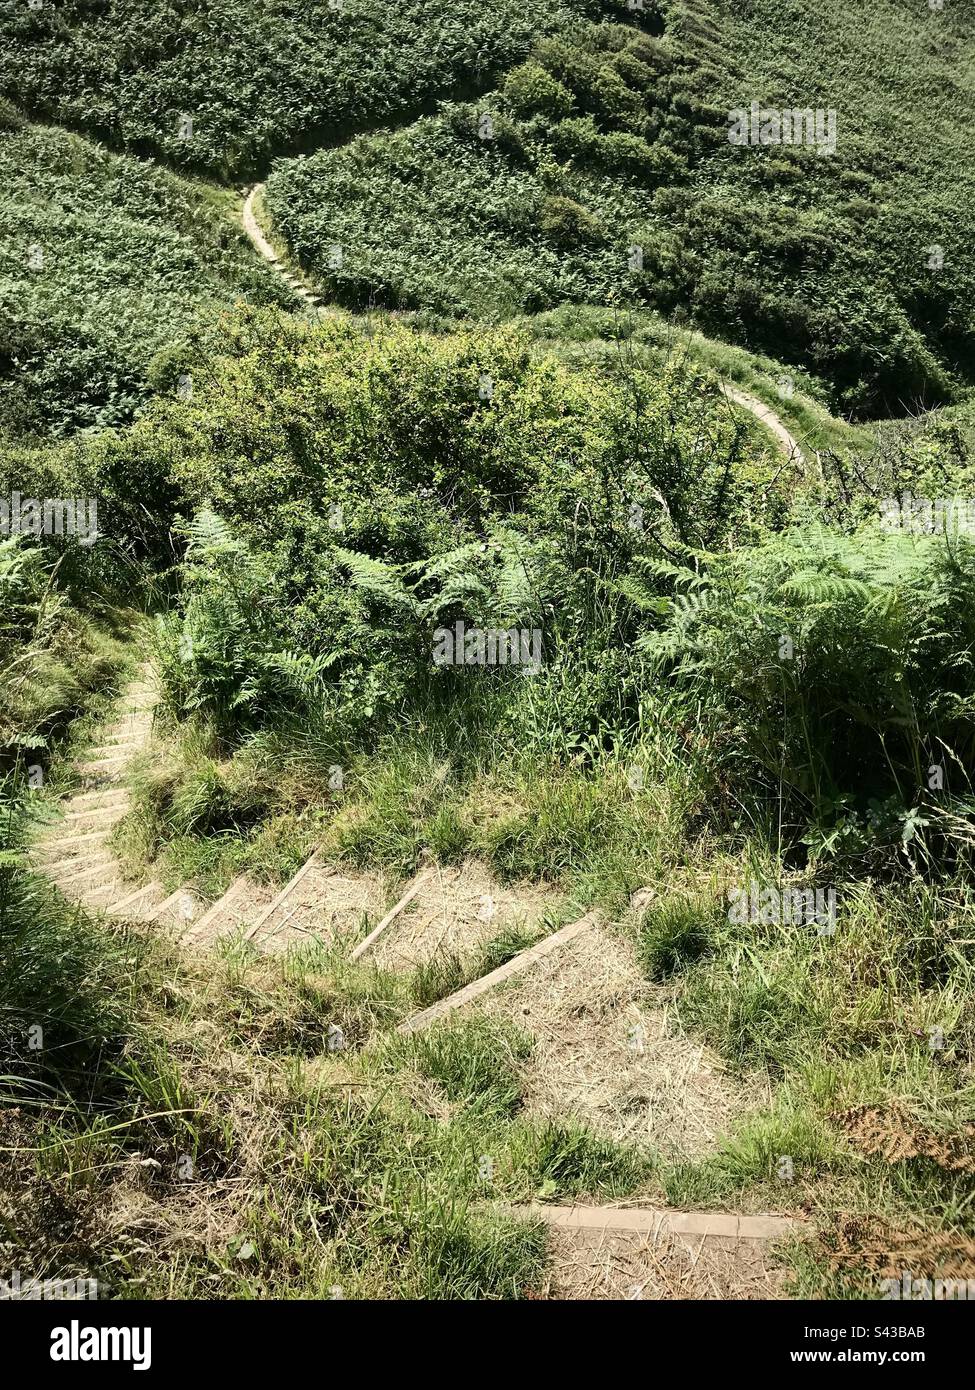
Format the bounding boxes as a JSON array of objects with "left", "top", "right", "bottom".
[
  {"left": 369, "top": 859, "right": 557, "bottom": 972},
  {"left": 475, "top": 921, "right": 764, "bottom": 1160},
  {"left": 255, "top": 864, "right": 388, "bottom": 953},
  {"left": 832, "top": 1104, "right": 975, "bottom": 1175},
  {"left": 822, "top": 1214, "right": 975, "bottom": 1283}
]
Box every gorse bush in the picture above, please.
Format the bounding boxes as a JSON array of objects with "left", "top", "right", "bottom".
[{"left": 127, "top": 309, "right": 787, "bottom": 754}]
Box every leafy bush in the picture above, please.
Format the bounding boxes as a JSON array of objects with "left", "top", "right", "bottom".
[
  {"left": 538, "top": 194, "right": 606, "bottom": 246},
  {"left": 502, "top": 62, "right": 575, "bottom": 121},
  {"left": 638, "top": 526, "right": 975, "bottom": 862},
  {"left": 118, "top": 309, "right": 784, "bottom": 753}
]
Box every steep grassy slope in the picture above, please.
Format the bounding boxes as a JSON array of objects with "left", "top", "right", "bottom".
[
  {"left": 4, "top": 0, "right": 975, "bottom": 1307},
  {"left": 0, "top": 0, "right": 623, "bottom": 177},
  {"left": 0, "top": 121, "right": 289, "bottom": 436},
  {"left": 265, "top": 0, "right": 975, "bottom": 415}
]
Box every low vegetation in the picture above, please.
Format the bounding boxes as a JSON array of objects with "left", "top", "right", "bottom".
[
  {"left": 0, "top": 123, "right": 289, "bottom": 437},
  {"left": 267, "top": 0, "right": 975, "bottom": 415}
]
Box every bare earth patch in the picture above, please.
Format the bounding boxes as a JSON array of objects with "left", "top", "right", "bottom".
[
  {"left": 252, "top": 864, "right": 387, "bottom": 953},
  {"left": 537, "top": 1223, "right": 789, "bottom": 1300},
  {"left": 475, "top": 921, "right": 763, "bottom": 1159},
  {"left": 368, "top": 859, "right": 558, "bottom": 973}
]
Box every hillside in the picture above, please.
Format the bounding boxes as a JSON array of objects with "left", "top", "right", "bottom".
[
  {"left": 0, "top": 0, "right": 607, "bottom": 175},
  {"left": 1, "top": 0, "right": 975, "bottom": 1318},
  {"left": 0, "top": 119, "right": 289, "bottom": 435},
  {"left": 265, "top": 0, "right": 975, "bottom": 415}
]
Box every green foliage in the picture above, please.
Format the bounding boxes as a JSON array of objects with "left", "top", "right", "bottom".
[
  {"left": 637, "top": 892, "right": 718, "bottom": 979},
  {"left": 0, "top": 536, "right": 123, "bottom": 765},
  {"left": 0, "top": 835, "right": 136, "bottom": 1097},
  {"left": 502, "top": 62, "right": 575, "bottom": 121},
  {"left": 389, "top": 1016, "right": 533, "bottom": 1115},
  {"left": 117, "top": 309, "right": 782, "bottom": 754},
  {"left": 0, "top": 0, "right": 591, "bottom": 178},
  {"left": 266, "top": 3, "right": 975, "bottom": 415},
  {"left": 527, "top": 1119, "right": 653, "bottom": 1198},
  {"left": 638, "top": 525, "right": 975, "bottom": 861},
  {"left": 0, "top": 125, "right": 287, "bottom": 437}
]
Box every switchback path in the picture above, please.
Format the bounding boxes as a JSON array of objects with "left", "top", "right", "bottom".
[{"left": 242, "top": 182, "right": 807, "bottom": 466}]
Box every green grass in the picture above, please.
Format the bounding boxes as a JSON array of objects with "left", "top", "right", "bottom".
[{"left": 0, "top": 875, "right": 654, "bottom": 1298}]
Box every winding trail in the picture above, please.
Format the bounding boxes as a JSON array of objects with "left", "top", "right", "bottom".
[
  {"left": 242, "top": 183, "right": 323, "bottom": 314},
  {"left": 30, "top": 656, "right": 801, "bottom": 1299},
  {"left": 242, "top": 183, "right": 808, "bottom": 465},
  {"left": 721, "top": 382, "right": 805, "bottom": 465},
  {"left": 229, "top": 175, "right": 809, "bottom": 1296}
]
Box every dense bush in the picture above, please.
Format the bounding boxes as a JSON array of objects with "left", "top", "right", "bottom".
[
  {"left": 637, "top": 526, "right": 975, "bottom": 863},
  {"left": 0, "top": 0, "right": 597, "bottom": 178},
  {"left": 92, "top": 310, "right": 785, "bottom": 752}
]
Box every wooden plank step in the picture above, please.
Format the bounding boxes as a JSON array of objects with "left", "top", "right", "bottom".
[
  {"left": 35, "top": 828, "right": 109, "bottom": 856},
  {"left": 106, "top": 881, "right": 166, "bottom": 917},
  {"left": 148, "top": 887, "right": 203, "bottom": 928},
  {"left": 63, "top": 798, "right": 129, "bottom": 822},
  {"left": 241, "top": 852, "right": 325, "bottom": 943},
  {"left": 83, "top": 879, "right": 135, "bottom": 910},
  {"left": 529, "top": 1204, "right": 800, "bottom": 1243},
  {"left": 78, "top": 754, "right": 131, "bottom": 773},
  {"left": 349, "top": 870, "right": 433, "bottom": 962},
  {"left": 57, "top": 805, "right": 126, "bottom": 832},
  {"left": 62, "top": 790, "right": 130, "bottom": 812},
  {"left": 51, "top": 855, "right": 117, "bottom": 889},
  {"left": 181, "top": 874, "right": 270, "bottom": 946},
  {"left": 396, "top": 915, "right": 596, "bottom": 1035}
]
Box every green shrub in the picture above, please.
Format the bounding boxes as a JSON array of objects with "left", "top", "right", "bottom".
[
  {"left": 637, "top": 894, "right": 718, "bottom": 980},
  {"left": 638, "top": 526, "right": 975, "bottom": 862},
  {"left": 502, "top": 62, "right": 574, "bottom": 121},
  {"left": 538, "top": 194, "right": 606, "bottom": 246}
]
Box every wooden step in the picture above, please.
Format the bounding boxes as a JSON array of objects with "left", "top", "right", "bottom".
[
  {"left": 241, "top": 852, "right": 325, "bottom": 943},
  {"left": 397, "top": 915, "right": 596, "bottom": 1035},
  {"left": 106, "top": 881, "right": 167, "bottom": 917},
  {"left": 51, "top": 854, "right": 117, "bottom": 890},
  {"left": 63, "top": 799, "right": 129, "bottom": 824},
  {"left": 61, "top": 789, "right": 130, "bottom": 812},
  {"left": 147, "top": 887, "right": 203, "bottom": 929},
  {"left": 77, "top": 754, "right": 131, "bottom": 775},
  {"left": 180, "top": 874, "right": 273, "bottom": 946},
  {"left": 530, "top": 1204, "right": 800, "bottom": 1242},
  {"left": 35, "top": 828, "right": 109, "bottom": 859},
  {"left": 57, "top": 805, "right": 127, "bottom": 833},
  {"left": 83, "top": 879, "right": 136, "bottom": 910}
]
